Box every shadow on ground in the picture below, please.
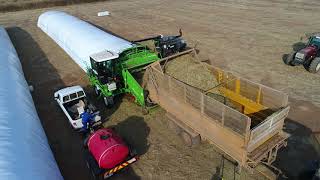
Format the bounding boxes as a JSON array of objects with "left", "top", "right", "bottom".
[
  {"left": 6, "top": 27, "right": 142, "bottom": 180},
  {"left": 7, "top": 26, "right": 92, "bottom": 180},
  {"left": 110, "top": 116, "right": 150, "bottom": 180},
  {"left": 274, "top": 119, "right": 320, "bottom": 180},
  {"left": 113, "top": 116, "right": 150, "bottom": 156}
]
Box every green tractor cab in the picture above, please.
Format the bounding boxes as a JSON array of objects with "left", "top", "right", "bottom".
[
  {"left": 87, "top": 30, "right": 188, "bottom": 109},
  {"left": 88, "top": 46, "right": 160, "bottom": 108}
]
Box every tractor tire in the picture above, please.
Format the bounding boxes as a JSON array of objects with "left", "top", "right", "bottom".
[
  {"left": 283, "top": 52, "right": 295, "bottom": 66},
  {"left": 103, "top": 96, "right": 114, "bottom": 107},
  {"left": 308, "top": 57, "right": 320, "bottom": 73},
  {"left": 94, "top": 86, "right": 100, "bottom": 96}
]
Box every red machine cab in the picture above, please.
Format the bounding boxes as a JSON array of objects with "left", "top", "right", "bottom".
[{"left": 87, "top": 128, "right": 129, "bottom": 169}]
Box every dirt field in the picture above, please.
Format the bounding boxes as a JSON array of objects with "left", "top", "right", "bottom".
[
  {"left": 2, "top": 0, "right": 320, "bottom": 179},
  {"left": 0, "top": 0, "right": 45, "bottom": 5},
  {"left": 0, "top": 0, "right": 104, "bottom": 6},
  {"left": 0, "top": 0, "right": 106, "bottom": 12}
]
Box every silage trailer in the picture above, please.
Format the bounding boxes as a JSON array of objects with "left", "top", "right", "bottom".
[{"left": 145, "top": 49, "right": 290, "bottom": 174}]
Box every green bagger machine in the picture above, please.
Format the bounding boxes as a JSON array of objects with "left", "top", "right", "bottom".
[
  {"left": 38, "top": 11, "right": 187, "bottom": 110},
  {"left": 89, "top": 30, "right": 187, "bottom": 108}
]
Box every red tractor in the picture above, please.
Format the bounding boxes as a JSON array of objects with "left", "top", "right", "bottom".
[
  {"left": 284, "top": 34, "right": 320, "bottom": 73},
  {"left": 84, "top": 127, "right": 138, "bottom": 179}
]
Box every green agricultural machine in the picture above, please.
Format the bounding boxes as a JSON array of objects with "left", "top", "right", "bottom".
[
  {"left": 38, "top": 11, "right": 187, "bottom": 109},
  {"left": 88, "top": 32, "right": 187, "bottom": 108}
]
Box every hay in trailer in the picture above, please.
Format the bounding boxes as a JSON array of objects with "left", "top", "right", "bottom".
[
  {"left": 164, "top": 54, "right": 239, "bottom": 110},
  {"left": 165, "top": 54, "right": 219, "bottom": 91}
]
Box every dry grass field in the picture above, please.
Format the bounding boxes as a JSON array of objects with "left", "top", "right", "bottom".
[
  {"left": 0, "top": 0, "right": 105, "bottom": 12},
  {"left": 1, "top": 0, "right": 320, "bottom": 179}
]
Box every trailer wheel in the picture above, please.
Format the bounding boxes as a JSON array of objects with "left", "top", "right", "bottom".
[{"left": 308, "top": 57, "right": 320, "bottom": 73}]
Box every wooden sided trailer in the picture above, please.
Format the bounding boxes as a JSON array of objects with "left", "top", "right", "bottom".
[{"left": 145, "top": 49, "right": 290, "bottom": 174}]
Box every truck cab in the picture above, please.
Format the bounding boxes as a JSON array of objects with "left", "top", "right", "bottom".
[
  {"left": 90, "top": 50, "right": 119, "bottom": 92},
  {"left": 54, "top": 86, "right": 101, "bottom": 129}
]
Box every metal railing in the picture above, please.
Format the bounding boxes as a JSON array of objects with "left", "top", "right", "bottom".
[{"left": 151, "top": 67, "right": 251, "bottom": 137}]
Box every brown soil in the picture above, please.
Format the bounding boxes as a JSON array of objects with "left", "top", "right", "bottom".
[
  {"left": 0, "top": 0, "right": 107, "bottom": 13},
  {"left": 1, "top": 0, "right": 320, "bottom": 179}
]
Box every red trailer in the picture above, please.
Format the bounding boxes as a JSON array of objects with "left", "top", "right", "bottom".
[{"left": 84, "top": 128, "right": 138, "bottom": 179}]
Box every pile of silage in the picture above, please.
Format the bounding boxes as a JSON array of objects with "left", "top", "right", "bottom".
[
  {"left": 165, "top": 54, "right": 218, "bottom": 91},
  {"left": 164, "top": 53, "right": 239, "bottom": 110}
]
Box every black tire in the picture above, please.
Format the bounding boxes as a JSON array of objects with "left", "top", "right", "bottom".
[
  {"left": 103, "top": 96, "right": 114, "bottom": 107},
  {"left": 144, "top": 90, "right": 157, "bottom": 107},
  {"left": 94, "top": 86, "right": 100, "bottom": 96},
  {"left": 86, "top": 161, "right": 94, "bottom": 179},
  {"left": 129, "top": 148, "right": 138, "bottom": 157},
  {"left": 86, "top": 157, "right": 103, "bottom": 180},
  {"left": 83, "top": 135, "right": 89, "bottom": 148},
  {"left": 88, "top": 163, "right": 103, "bottom": 180},
  {"left": 283, "top": 52, "right": 295, "bottom": 66},
  {"left": 108, "top": 97, "right": 114, "bottom": 106},
  {"left": 103, "top": 97, "right": 108, "bottom": 107},
  {"left": 308, "top": 57, "right": 320, "bottom": 73}
]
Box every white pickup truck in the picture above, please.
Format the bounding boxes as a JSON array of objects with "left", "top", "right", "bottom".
[{"left": 54, "top": 86, "right": 101, "bottom": 130}]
